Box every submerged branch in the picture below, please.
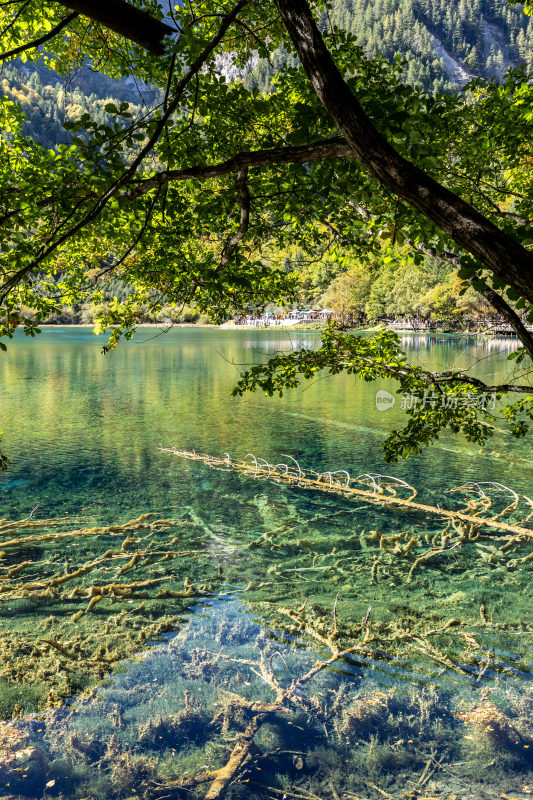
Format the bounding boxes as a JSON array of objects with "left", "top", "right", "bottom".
[{"left": 164, "top": 448, "right": 533, "bottom": 539}]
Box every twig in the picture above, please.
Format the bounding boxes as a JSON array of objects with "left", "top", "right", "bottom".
[{"left": 0, "top": 11, "right": 78, "bottom": 61}]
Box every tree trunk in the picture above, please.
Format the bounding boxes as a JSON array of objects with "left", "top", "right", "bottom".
[{"left": 276, "top": 0, "right": 533, "bottom": 306}]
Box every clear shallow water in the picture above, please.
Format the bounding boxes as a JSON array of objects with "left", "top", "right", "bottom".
[{"left": 0, "top": 328, "right": 532, "bottom": 800}]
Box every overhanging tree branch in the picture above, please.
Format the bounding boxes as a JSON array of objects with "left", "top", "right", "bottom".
[
  {"left": 219, "top": 167, "right": 250, "bottom": 269},
  {"left": 0, "top": 0, "right": 31, "bottom": 40},
  {"left": 398, "top": 370, "right": 533, "bottom": 394},
  {"left": 477, "top": 283, "right": 533, "bottom": 361},
  {"left": 56, "top": 0, "right": 175, "bottom": 54},
  {"left": 123, "top": 138, "right": 353, "bottom": 199},
  {"left": 275, "top": 0, "right": 533, "bottom": 307},
  {"left": 233, "top": 334, "right": 533, "bottom": 396},
  {"left": 495, "top": 210, "right": 533, "bottom": 227},
  {"left": 407, "top": 240, "right": 533, "bottom": 360},
  {"left": 94, "top": 186, "right": 163, "bottom": 280}
]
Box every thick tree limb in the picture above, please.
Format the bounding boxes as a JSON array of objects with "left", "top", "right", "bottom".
[
  {"left": 475, "top": 283, "right": 533, "bottom": 361},
  {"left": 0, "top": 11, "right": 77, "bottom": 61},
  {"left": 275, "top": 0, "right": 533, "bottom": 306},
  {"left": 56, "top": 0, "right": 174, "bottom": 54},
  {"left": 204, "top": 713, "right": 266, "bottom": 800},
  {"left": 496, "top": 210, "right": 533, "bottom": 228},
  {"left": 123, "top": 137, "right": 353, "bottom": 199}
]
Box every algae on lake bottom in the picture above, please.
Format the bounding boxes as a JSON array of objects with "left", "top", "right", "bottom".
[
  {"left": 0, "top": 598, "right": 531, "bottom": 800},
  {"left": 0, "top": 510, "right": 225, "bottom": 715},
  {"left": 0, "top": 460, "right": 532, "bottom": 799}
]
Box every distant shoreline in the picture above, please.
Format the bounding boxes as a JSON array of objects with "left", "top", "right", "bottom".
[{"left": 34, "top": 322, "right": 521, "bottom": 339}]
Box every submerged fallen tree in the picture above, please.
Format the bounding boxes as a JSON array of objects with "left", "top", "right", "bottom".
[{"left": 164, "top": 447, "right": 533, "bottom": 539}]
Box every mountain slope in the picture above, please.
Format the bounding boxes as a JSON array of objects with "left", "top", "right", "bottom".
[
  {"left": 244, "top": 0, "right": 533, "bottom": 93},
  {"left": 1, "top": 0, "right": 532, "bottom": 148}
]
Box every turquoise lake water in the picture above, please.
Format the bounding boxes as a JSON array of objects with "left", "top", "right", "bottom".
[
  {"left": 0, "top": 327, "right": 531, "bottom": 516},
  {"left": 0, "top": 328, "right": 531, "bottom": 800}
]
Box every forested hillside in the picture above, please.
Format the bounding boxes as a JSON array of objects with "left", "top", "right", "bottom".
[
  {"left": 334, "top": 0, "right": 533, "bottom": 85},
  {"left": 245, "top": 0, "right": 533, "bottom": 93},
  {"left": 0, "top": 62, "right": 157, "bottom": 149}
]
